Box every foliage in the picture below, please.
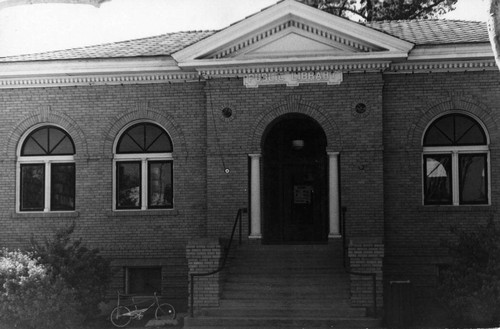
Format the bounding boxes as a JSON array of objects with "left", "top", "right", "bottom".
[
  {"left": 438, "top": 220, "right": 500, "bottom": 327},
  {"left": 30, "top": 223, "right": 112, "bottom": 321},
  {"left": 0, "top": 249, "right": 82, "bottom": 329},
  {"left": 300, "top": 0, "right": 458, "bottom": 21}
]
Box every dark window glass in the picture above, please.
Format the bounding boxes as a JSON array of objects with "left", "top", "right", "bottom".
[
  {"left": 116, "top": 162, "right": 141, "bottom": 209},
  {"left": 117, "top": 123, "right": 172, "bottom": 154},
  {"left": 423, "top": 114, "right": 486, "bottom": 147},
  {"left": 424, "top": 155, "right": 452, "bottom": 205},
  {"left": 21, "top": 126, "right": 75, "bottom": 156},
  {"left": 128, "top": 267, "right": 162, "bottom": 295},
  {"left": 148, "top": 161, "right": 173, "bottom": 209},
  {"left": 459, "top": 154, "right": 488, "bottom": 204},
  {"left": 21, "top": 164, "right": 45, "bottom": 211},
  {"left": 51, "top": 163, "right": 75, "bottom": 211}
]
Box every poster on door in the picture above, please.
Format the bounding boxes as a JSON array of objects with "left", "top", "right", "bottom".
[{"left": 294, "top": 185, "right": 313, "bottom": 204}]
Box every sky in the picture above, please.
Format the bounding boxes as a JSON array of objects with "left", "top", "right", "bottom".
[{"left": 0, "top": 0, "right": 491, "bottom": 57}]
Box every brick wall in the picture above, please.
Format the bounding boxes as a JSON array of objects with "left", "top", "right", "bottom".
[
  {"left": 348, "top": 238, "right": 384, "bottom": 313},
  {"left": 186, "top": 238, "right": 224, "bottom": 311},
  {"left": 0, "top": 82, "right": 208, "bottom": 310},
  {"left": 204, "top": 74, "right": 385, "bottom": 240},
  {"left": 382, "top": 70, "right": 500, "bottom": 321}
]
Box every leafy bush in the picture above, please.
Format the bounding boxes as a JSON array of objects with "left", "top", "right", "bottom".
[
  {"left": 438, "top": 220, "right": 500, "bottom": 327},
  {"left": 30, "top": 223, "right": 112, "bottom": 321},
  {"left": 0, "top": 249, "right": 82, "bottom": 329}
]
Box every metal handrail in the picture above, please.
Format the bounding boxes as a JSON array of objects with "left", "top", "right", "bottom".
[
  {"left": 341, "top": 207, "right": 378, "bottom": 318},
  {"left": 189, "top": 207, "right": 247, "bottom": 317}
]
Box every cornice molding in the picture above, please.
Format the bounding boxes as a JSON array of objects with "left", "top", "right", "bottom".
[
  {"left": 198, "top": 61, "right": 392, "bottom": 78},
  {"left": 0, "top": 72, "right": 201, "bottom": 89},
  {"left": 388, "top": 59, "right": 498, "bottom": 73}
]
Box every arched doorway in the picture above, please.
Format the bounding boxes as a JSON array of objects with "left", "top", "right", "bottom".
[{"left": 262, "top": 113, "right": 328, "bottom": 244}]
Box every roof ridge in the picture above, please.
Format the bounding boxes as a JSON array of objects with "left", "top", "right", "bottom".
[{"left": 368, "top": 18, "right": 486, "bottom": 24}]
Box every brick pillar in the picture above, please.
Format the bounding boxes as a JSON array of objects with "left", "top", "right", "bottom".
[
  {"left": 348, "top": 238, "right": 384, "bottom": 314},
  {"left": 186, "top": 238, "right": 223, "bottom": 311}
]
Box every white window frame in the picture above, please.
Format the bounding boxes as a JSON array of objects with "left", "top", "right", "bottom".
[
  {"left": 113, "top": 121, "right": 174, "bottom": 211},
  {"left": 422, "top": 112, "right": 490, "bottom": 206},
  {"left": 422, "top": 146, "right": 490, "bottom": 206},
  {"left": 16, "top": 125, "right": 76, "bottom": 213}
]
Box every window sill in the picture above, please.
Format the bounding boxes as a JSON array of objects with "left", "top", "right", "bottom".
[
  {"left": 11, "top": 211, "right": 80, "bottom": 219},
  {"left": 108, "top": 209, "right": 179, "bottom": 217},
  {"left": 418, "top": 204, "right": 495, "bottom": 213}
]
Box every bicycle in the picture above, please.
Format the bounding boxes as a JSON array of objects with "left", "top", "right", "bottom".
[{"left": 110, "top": 291, "right": 175, "bottom": 327}]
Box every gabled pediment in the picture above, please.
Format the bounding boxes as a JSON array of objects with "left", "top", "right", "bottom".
[{"left": 173, "top": 0, "right": 414, "bottom": 72}]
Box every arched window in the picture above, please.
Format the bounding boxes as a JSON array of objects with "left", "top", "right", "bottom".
[
  {"left": 18, "top": 125, "right": 76, "bottom": 212},
  {"left": 114, "top": 122, "right": 173, "bottom": 210},
  {"left": 423, "top": 113, "right": 489, "bottom": 205}
]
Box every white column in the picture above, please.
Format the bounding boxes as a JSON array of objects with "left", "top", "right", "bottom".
[
  {"left": 328, "top": 152, "right": 341, "bottom": 238},
  {"left": 249, "top": 154, "right": 262, "bottom": 239}
]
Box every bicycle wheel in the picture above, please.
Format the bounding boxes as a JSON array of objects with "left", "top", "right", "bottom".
[
  {"left": 155, "top": 303, "right": 175, "bottom": 320},
  {"left": 110, "top": 306, "right": 131, "bottom": 327}
]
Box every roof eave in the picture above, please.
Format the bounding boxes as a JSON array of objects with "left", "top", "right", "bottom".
[
  {"left": 0, "top": 56, "right": 180, "bottom": 79},
  {"left": 408, "top": 42, "right": 494, "bottom": 61}
]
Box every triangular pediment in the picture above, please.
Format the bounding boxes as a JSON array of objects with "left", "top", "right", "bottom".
[{"left": 173, "top": 0, "right": 414, "bottom": 71}]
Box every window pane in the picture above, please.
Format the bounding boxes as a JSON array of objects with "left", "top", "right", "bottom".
[
  {"left": 49, "top": 129, "right": 75, "bottom": 155},
  {"left": 51, "top": 163, "right": 75, "bottom": 211},
  {"left": 127, "top": 267, "right": 161, "bottom": 295},
  {"left": 117, "top": 162, "right": 141, "bottom": 209},
  {"left": 459, "top": 154, "right": 488, "bottom": 204},
  {"left": 148, "top": 161, "right": 173, "bottom": 208},
  {"left": 424, "top": 155, "right": 452, "bottom": 205},
  {"left": 21, "top": 164, "right": 45, "bottom": 211},
  {"left": 22, "top": 137, "right": 47, "bottom": 155}
]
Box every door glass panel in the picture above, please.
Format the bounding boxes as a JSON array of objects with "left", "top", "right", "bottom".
[
  {"left": 459, "top": 154, "right": 487, "bottom": 204},
  {"left": 21, "top": 164, "right": 45, "bottom": 211},
  {"left": 424, "top": 155, "right": 452, "bottom": 205},
  {"left": 116, "top": 162, "right": 141, "bottom": 209}
]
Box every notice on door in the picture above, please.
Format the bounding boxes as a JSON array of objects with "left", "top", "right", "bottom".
[{"left": 294, "top": 185, "right": 313, "bottom": 204}]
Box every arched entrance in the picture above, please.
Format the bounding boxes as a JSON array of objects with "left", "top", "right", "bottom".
[{"left": 262, "top": 114, "right": 328, "bottom": 243}]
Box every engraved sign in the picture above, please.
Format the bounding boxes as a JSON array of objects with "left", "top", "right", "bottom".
[{"left": 244, "top": 71, "right": 343, "bottom": 88}]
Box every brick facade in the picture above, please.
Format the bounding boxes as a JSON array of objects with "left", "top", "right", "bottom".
[{"left": 0, "top": 67, "right": 498, "bottom": 318}]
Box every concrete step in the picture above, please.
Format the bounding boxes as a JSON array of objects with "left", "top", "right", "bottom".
[
  {"left": 198, "top": 306, "right": 366, "bottom": 318},
  {"left": 184, "top": 315, "right": 383, "bottom": 328},
  {"left": 218, "top": 299, "right": 353, "bottom": 309}
]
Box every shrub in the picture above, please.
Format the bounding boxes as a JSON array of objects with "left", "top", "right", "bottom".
[
  {"left": 0, "top": 249, "right": 82, "bottom": 329},
  {"left": 30, "top": 223, "right": 112, "bottom": 321},
  {"left": 438, "top": 220, "right": 500, "bottom": 327}
]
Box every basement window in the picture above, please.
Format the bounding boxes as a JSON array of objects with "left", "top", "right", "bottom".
[{"left": 126, "top": 267, "right": 162, "bottom": 295}]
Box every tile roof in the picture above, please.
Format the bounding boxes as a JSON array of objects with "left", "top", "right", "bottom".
[
  {"left": 366, "top": 20, "right": 489, "bottom": 45},
  {"left": 0, "top": 30, "right": 216, "bottom": 62},
  {"left": 0, "top": 20, "right": 489, "bottom": 63}
]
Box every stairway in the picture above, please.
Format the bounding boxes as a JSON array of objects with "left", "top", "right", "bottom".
[{"left": 184, "top": 241, "right": 382, "bottom": 329}]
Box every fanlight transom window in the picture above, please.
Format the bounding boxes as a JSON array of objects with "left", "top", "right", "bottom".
[
  {"left": 423, "top": 113, "right": 489, "bottom": 206},
  {"left": 114, "top": 122, "right": 173, "bottom": 210}
]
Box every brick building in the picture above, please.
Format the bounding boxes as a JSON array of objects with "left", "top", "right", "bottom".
[{"left": 0, "top": 0, "right": 498, "bottom": 326}]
